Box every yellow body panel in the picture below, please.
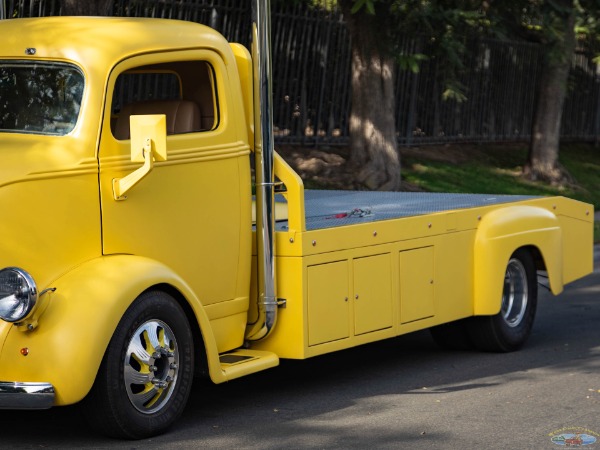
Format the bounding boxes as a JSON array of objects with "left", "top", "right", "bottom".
[
  {"left": 0, "top": 256, "right": 212, "bottom": 404},
  {"left": 399, "top": 247, "right": 435, "bottom": 324},
  {"left": 354, "top": 254, "right": 393, "bottom": 334},
  {"left": 474, "top": 204, "right": 562, "bottom": 314},
  {"left": 307, "top": 260, "right": 350, "bottom": 346}
]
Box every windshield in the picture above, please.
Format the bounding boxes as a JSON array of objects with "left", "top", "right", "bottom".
[{"left": 0, "top": 61, "right": 84, "bottom": 136}]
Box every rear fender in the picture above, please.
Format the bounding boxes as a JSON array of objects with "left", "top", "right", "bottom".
[
  {"left": 474, "top": 205, "right": 563, "bottom": 315},
  {"left": 0, "top": 255, "right": 225, "bottom": 406}
]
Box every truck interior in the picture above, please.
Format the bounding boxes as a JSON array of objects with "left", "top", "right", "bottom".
[{"left": 110, "top": 60, "right": 217, "bottom": 140}]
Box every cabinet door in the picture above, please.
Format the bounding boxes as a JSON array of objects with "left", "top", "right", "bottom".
[
  {"left": 308, "top": 261, "right": 349, "bottom": 346},
  {"left": 400, "top": 247, "right": 435, "bottom": 324},
  {"left": 354, "top": 254, "right": 393, "bottom": 335}
]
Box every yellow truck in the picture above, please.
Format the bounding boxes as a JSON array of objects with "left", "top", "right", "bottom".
[{"left": 0, "top": 4, "right": 594, "bottom": 440}]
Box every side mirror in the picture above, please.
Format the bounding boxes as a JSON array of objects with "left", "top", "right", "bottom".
[
  {"left": 130, "top": 114, "right": 167, "bottom": 163},
  {"left": 112, "top": 114, "right": 168, "bottom": 201}
]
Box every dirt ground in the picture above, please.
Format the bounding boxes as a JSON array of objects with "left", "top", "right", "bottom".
[
  {"left": 275, "top": 143, "right": 495, "bottom": 191},
  {"left": 276, "top": 145, "right": 356, "bottom": 190}
]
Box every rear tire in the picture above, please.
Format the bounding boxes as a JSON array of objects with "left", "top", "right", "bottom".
[
  {"left": 468, "top": 249, "right": 537, "bottom": 352},
  {"left": 84, "top": 290, "right": 194, "bottom": 439}
]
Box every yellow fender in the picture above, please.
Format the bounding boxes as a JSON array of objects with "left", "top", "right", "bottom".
[
  {"left": 473, "top": 205, "right": 563, "bottom": 316},
  {"left": 0, "top": 255, "right": 226, "bottom": 406}
]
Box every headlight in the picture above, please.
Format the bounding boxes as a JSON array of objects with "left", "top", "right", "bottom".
[{"left": 0, "top": 268, "right": 38, "bottom": 323}]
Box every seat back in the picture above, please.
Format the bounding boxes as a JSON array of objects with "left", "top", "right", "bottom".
[{"left": 114, "top": 100, "right": 202, "bottom": 140}]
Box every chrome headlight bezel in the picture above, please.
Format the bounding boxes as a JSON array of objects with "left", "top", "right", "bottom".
[{"left": 0, "top": 267, "right": 38, "bottom": 323}]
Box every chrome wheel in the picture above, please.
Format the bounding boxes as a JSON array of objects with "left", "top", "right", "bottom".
[
  {"left": 467, "top": 249, "right": 538, "bottom": 352},
  {"left": 501, "top": 258, "right": 528, "bottom": 328},
  {"left": 85, "top": 291, "right": 194, "bottom": 439},
  {"left": 125, "top": 320, "right": 180, "bottom": 414}
]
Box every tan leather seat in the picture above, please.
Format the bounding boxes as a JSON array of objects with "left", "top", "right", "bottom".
[{"left": 114, "top": 100, "right": 202, "bottom": 140}]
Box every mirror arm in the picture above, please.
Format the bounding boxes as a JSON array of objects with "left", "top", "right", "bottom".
[{"left": 112, "top": 138, "right": 155, "bottom": 201}]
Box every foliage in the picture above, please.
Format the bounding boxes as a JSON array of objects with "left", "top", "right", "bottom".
[
  {"left": 397, "top": 53, "right": 427, "bottom": 74},
  {"left": 347, "top": 0, "right": 486, "bottom": 101},
  {"left": 460, "top": 1, "right": 600, "bottom": 73},
  {"left": 486, "top": 0, "right": 600, "bottom": 56},
  {"left": 350, "top": 0, "right": 376, "bottom": 14}
]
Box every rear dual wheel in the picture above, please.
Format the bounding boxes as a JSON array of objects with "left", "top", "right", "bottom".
[
  {"left": 85, "top": 291, "right": 194, "bottom": 439},
  {"left": 431, "top": 249, "right": 538, "bottom": 352},
  {"left": 469, "top": 249, "right": 538, "bottom": 352}
]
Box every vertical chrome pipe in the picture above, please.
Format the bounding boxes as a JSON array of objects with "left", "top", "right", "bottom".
[{"left": 246, "top": 0, "right": 277, "bottom": 341}]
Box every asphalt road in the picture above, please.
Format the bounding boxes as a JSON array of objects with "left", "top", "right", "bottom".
[{"left": 3, "top": 247, "right": 599, "bottom": 449}]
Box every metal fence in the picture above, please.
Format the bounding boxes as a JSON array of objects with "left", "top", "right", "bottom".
[{"left": 3, "top": 0, "right": 599, "bottom": 146}]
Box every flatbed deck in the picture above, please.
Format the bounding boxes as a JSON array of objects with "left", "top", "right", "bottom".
[{"left": 276, "top": 190, "right": 538, "bottom": 231}]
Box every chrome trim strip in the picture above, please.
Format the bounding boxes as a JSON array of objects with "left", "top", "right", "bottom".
[
  {"left": 0, "top": 381, "right": 55, "bottom": 409},
  {"left": 99, "top": 142, "right": 251, "bottom": 169}
]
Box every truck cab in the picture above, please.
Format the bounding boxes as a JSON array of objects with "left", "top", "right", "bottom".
[{"left": 0, "top": 16, "right": 262, "bottom": 434}]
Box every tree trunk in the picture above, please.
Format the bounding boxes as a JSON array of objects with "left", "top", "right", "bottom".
[
  {"left": 61, "top": 0, "right": 113, "bottom": 15},
  {"left": 339, "top": 1, "right": 401, "bottom": 191},
  {"left": 524, "top": 5, "right": 576, "bottom": 184}
]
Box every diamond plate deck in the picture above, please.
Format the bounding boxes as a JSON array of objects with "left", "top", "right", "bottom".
[{"left": 276, "top": 190, "right": 538, "bottom": 231}]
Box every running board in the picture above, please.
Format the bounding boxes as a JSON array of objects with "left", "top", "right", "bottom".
[{"left": 218, "top": 349, "right": 279, "bottom": 381}]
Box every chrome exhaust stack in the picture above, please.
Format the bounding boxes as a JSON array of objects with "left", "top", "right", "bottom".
[{"left": 246, "top": 0, "right": 278, "bottom": 341}]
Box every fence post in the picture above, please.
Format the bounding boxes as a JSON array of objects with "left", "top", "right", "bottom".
[
  {"left": 314, "top": 12, "right": 333, "bottom": 149},
  {"left": 404, "top": 38, "right": 422, "bottom": 146},
  {"left": 595, "top": 62, "right": 600, "bottom": 147}
]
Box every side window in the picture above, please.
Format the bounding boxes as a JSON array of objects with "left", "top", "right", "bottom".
[{"left": 111, "top": 61, "right": 218, "bottom": 140}]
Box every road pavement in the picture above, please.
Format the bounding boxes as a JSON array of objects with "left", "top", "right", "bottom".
[{"left": 2, "top": 248, "right": 599, "bottom": 449}]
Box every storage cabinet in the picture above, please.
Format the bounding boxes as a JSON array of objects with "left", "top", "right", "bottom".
[
  {"left": 399, "top": 246, "right": 435, "bottom": 323},
  {"left": 307, "top": 260, "right": 349, "bottom": 346},
  {"left": 307, "top": 253, "right": 393, "bottom": 346},
  {"left": 353, "top": 254, "right": 393, "bottom": 335}
]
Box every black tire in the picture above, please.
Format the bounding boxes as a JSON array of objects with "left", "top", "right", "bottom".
[
  {"left": 468, "top": 248, "right": 538, "bottom": 352},
  {"left": 84, "top": 290, "right": 194, "bottom": 439},
  {"left": 430, "top": 319, "right": 475, "bottom": 351}
]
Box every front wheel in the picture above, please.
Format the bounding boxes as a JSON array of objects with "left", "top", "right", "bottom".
[
  {"left": 84, "top": 290, "right": 194, "bottom": 439},
  {"left": 468, "top": 249, "right": 538, "bottom": 352}
]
